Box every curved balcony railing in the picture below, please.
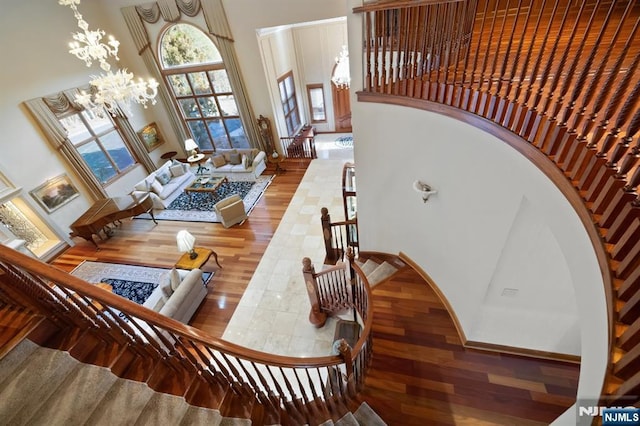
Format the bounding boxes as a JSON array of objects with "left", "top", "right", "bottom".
[
  {"left": 0, "top": 245, "right": 375, "bottom": 423},
  {"left": 354, "top": 0, "right": 640, "bottom": 406}
]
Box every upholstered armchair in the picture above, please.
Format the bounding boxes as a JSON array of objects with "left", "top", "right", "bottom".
[{"left": 213, "top": 194, "right": 247, "bottom": 228}]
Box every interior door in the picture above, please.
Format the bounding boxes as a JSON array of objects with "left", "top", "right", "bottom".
[{"left": 332, "top": 84, "right": 352, "bottom": 133}]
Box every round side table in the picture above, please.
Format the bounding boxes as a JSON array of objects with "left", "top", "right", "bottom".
[{"left": 160, "top": 151, "right": 178, "bottom": 161}]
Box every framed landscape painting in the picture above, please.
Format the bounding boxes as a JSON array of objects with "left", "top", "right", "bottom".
[
  {"left": 139, "top": 122, "right": 163, "bottom": 152},
  {"left": 30, "top": 174, "right": 79, "bottom": 213}
]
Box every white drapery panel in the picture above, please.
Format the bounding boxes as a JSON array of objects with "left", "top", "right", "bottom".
[
  {"left": 24, "top": 96, "right": 107, "bottom": 200},
  {"left": 121, "top": 6, "right": 190, "bottom": 147}
]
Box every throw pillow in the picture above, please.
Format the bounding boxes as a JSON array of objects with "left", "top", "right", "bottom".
[
  {"left": 161, "top": 282, "right": 173, "bottom": 299},
  {"left": 158, "top": 272, "right": 172, "bottom": 298},
  {"left": 241, "top": 154, "right": 249, "bottom": 169},
  {"left": 170, "top": 268, "right": 181, "bottom": 291},
  {"left": 212, "top": 155, "right": 226, "bottom": 168},
  {"left": 229, "top": 152, "right": 242, "bottom": 165},
  {"left": 133, "top": 180, "right": 149, "bottom": 192},
  {"left": 169, "top": 164, "right": 185, "bottom": 177},
  {"left": 156, "top": 170, "right": 171, "bottom": 185},
  {"left": 150, "top": 179, "right": 163, "bottom": 195},
  {"left": 246, "top": 151, "right": 255, "bottom": 166}
]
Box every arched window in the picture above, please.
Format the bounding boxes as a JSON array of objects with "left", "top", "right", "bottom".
[{"left": 159, "top": 23, "right": 248, "bottom": 151}]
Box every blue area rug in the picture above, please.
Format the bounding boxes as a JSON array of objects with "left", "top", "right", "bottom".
[
  {"left": 135, "top": 175, "right": 273, "bottom": 223},
  {"left": 100, "top": 278, "right": 158, "bottom": 305},
  {"left": 335, "top": 136, "right": 354, "bottom": 148}
]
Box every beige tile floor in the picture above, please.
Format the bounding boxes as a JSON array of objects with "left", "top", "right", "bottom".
[{"left": 222, "top": 134, "right": 354, "bottom": 357}]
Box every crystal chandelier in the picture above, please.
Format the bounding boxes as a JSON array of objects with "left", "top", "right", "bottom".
[
  {"left": 331, "top": 45, "right": 351, "bottom": 89},
  {"left": 59, "top": 0, "right": 158, "bottom": 115}
]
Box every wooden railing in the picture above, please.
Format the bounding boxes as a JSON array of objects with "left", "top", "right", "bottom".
[
  {"left": 321, "top": 207, "right": 359, "bottom": 265},
  {"left": 0, "top": 246, "right": 374, "bottom": 423},
  {"left": 281, "top": 126, "right": 317, "bottom": 159},
  {"left": 354, "top": 0, "right": 640, "bottom": 406}
]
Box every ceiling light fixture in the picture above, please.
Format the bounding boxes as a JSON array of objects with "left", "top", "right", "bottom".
[
  {"left": 331, "top": 45, "right": 351, "bottom": 89},
  {"left": 58, "top": 0, "right": 158, "bottom": 116}
]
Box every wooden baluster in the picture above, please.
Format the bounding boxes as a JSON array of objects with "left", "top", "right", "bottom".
[
  {"left": 414, "top": 5, "right": 429, "bottom": 99},
  {"left": 373, "top": 10, "right": 381, "bottom": 92},
  {"left": 365, "top": 11, "right": 372, "bottom": 91},
  {"left": 511, "top": 0, "right": 551, "bottom": 133},
  {"left": 571, "top": 17, "right": 640, "bottom": 191},
  {"left": 589, "top": 50, "right": 640, "bottom": 151},
  {"left": 482, "top": 0, "right": 510, "bottom": 118},
  {"left": 520, "top": 0, "right": 572, "bottom": 140},
  {"left": 302, "top": 257, "right": 327, "bottom": 328},
  {"left": 540, "top": 0, "right": 602, "bottom": 156},
  {"left": 461, "top": 0, "right": 490, "bottom": 110},
  {"left": 490, "top": 0, "right": 525, "bottom": 122},
  {"left": 450, "top": 1, "right": 473, "bottom": 107},
  {"left": 604, "top": 146, "right": 640, "bottom": 244},
  {"left": 498, "top": 0, "right": 535, "bottom": 127},
  {"left": 531, "top": 0, "right": 588, "bottom": 148},
  {"left": 586, "top": 93, "right": 640, "bottom": 204},
  {"left": 422, "top": 3, "right": 438, "bottom": 100},
  {"left": 380, "top": 9, "right": 388, "bottom": 94},
  {"left": 559, "top": 1, "right": 625, "bottom": 177},
  {"left": 472, "top": 0, "right": 500, "bottom": 114}
]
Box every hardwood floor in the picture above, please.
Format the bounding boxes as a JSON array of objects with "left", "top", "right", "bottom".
[
  {"left": 362, "top": 267, "right": 579, "bottom": 425},
  {"left": 50, "top": 157, "right": 579, "bottom": 424},
  {"left": 51, "top": 160, "right": 309, "bottom": 338}
]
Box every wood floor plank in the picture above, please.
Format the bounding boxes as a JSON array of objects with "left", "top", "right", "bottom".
[{"left": 48, "top": 158, "right": 579, "bottom": 424}]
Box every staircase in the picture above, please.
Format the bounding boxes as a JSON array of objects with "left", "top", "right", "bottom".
[{"left": 0, "top": 339, "right": 385, "bottom": 426}]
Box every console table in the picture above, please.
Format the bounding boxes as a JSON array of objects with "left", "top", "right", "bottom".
[{"left": 175, "top": 246, "right": 222, "bottom": 270}]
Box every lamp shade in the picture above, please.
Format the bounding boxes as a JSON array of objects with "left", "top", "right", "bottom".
[
  {"left": 176, "top": 230, "right": 196, "bottom": 253},
  {"left": 184, "top": 138, "right": 198, "bottom": 152}
]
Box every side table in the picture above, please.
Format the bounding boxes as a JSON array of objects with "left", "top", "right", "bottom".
[
  {"left": 175, "top": 246, "right": 222, "bottom": 270},
  {"left": 267, "top": 154, "right": 286, "bottom": 174}
]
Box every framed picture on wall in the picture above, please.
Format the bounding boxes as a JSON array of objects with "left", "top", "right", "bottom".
[
  {"left": 138, "top": 122, "right": 164, "bottom": 152},
  {"left": 30, "top": 174, "right": 79, "bottom": 213}
]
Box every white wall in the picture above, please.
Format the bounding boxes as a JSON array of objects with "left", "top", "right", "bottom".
[
  {"left": 351, "top": 101, "right": 609, "bottom": 403},
  {"left": 0, "top": 0, "right": 176, "bottom": 240}
]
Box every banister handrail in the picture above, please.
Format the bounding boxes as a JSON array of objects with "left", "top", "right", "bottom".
[
  {"left": 353, "top": 0, "right": 639, "bottom": 406},
  {"left": 0, "top": 245, "right": 376, "bottom": 418}
]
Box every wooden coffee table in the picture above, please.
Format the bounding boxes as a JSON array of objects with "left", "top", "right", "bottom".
[{"left": 184, "top": 176, "right": 228, "bottom": 200}]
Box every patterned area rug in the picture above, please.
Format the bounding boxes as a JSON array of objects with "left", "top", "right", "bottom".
[
  {"left": 135, "top": 175, "right": 273, "bottom": 223},
  {"left": 335, "top": 136, "right": 354, "bottom": 148},
  {"left": 70, "top": 261, "right": 213, "bottom": 309}
]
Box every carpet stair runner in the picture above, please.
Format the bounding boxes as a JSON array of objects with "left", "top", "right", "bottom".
[
  {"left": 356, "top": 258, "right": 401, "bottom": 287},
  {"left": 0, "top": 339, "right": 385, "bottom": 425}
]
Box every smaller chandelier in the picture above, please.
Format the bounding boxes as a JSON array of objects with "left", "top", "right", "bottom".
[
  {"left": 76, "top": 69, "right": 159, "bottom": 116},
  {"left": 331, "top": 45, "right": 351, "bottom": 89},
  {"left": 60, "top": 0, "right": 119, "bottom": 72}
]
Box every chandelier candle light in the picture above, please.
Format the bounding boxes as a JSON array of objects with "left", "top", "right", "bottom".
[
  {"left": 331, "top": 45, "right": 351, "bottom": 89},
  {"left": 59, "top": 0, "right": 158, "bottom": 115}
]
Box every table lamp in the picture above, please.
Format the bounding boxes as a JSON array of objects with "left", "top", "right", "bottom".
[
  {"left": 184, "top": 138, "right": 198, "bottom": 157},
  {"left": 176, "top": 230, "right": 197, "bottom": 259}
]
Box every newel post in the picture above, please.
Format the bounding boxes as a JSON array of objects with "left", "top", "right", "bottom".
[
  {"left": 321, "top": 207, "right": 334, "bottom": 262},
  {"left": 302, "top": 257, "right": 327, "bottom": 328},
  {"left": 337, "top": 339, "right": 357, "bottom": 398}
]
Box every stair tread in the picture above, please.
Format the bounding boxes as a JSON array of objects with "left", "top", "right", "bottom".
[
  {"left": 179, "top": 405, "right": 223, "bottom": 425},
  {"left": 135, "top": 392, "right": 190, "bottom": 425},
  {"left": 367, "top": 261, "right": 398, "bottom": 286},
  {"left": 25, "top": 362, "right": 119, "bottom": 426},
  {"left": 359, "top": 259, "right": 380, "bottom": 276},
  {"left": 0, "top": 346, "right": 78, "bottom": 424},
  {"left": 218, "top": 416, "right": 252, "bottom": 425},
  {"left": 353, "top": 401, "right": 386, "bottom": 425},
  {"left": 333, "top": 411, "right": 359, "bottom": 426},
  {"left": 87, "top": 378, "right": 156, "bottom": 426},
  {"left": 0, "top": 338, "right": 39, "bottom": 385}
]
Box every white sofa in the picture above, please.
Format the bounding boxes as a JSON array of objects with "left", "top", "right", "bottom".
[
  {"left": 131, "top": 160, "right": 195, "bottom": 210},
  {"left": 147, "top": 268, "right": 207, "bottom": 324},
  {"left": 208, "top": 148, "right": 266, "bottom": 180}
]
